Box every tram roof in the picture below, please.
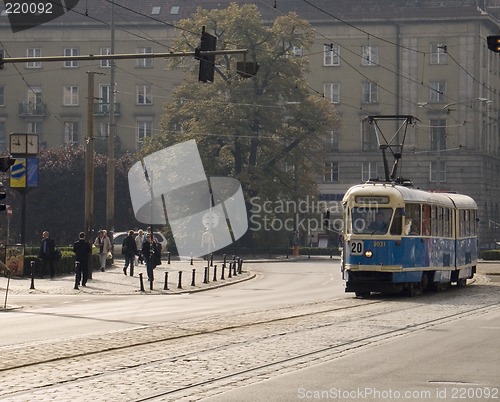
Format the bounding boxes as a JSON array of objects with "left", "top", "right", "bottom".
[{"left": 344, "top": 183, "right": 477, "bottom": 209}]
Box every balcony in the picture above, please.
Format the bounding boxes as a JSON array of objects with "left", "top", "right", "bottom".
[
  {"left": 18, "top": 102, "right": 47, "bottom": 117},
  {"left": 93, "top": 103, "right": 121, "bottom": 117}
]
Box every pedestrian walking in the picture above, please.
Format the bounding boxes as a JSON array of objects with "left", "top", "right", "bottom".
[
  {"left": 38, "top": 231, "right": 56, "bottom": 279},
  {"left": 73, "top": 232, "right": 92, "bottom": 286},
  {"left": 94, "top": 229, "right": 112, "bottom": 272},
  {"left": 142, "top": 232, "right": 155, "bottom": 283},
  {"left": 122, "top": 230, "right": 138, "bottom": 276},
  {"left": 135, "top": 229, "right": 145, "bottom": 265}
]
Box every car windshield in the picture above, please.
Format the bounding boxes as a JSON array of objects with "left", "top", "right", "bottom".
[{"left": 351, "top": 207, "right": 392, "bottom": 234}]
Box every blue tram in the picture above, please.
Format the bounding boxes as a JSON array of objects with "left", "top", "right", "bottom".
[{"left": 340, "top": 182, "right": 478, "bottom": 296}]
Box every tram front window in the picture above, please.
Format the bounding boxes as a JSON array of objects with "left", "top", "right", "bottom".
[{"left": 352, "top": 208, "right": 392, "bottom": 234}]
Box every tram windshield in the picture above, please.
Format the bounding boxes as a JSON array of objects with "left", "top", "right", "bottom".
[{"left": 351, "top": 207, "right": 393, "bottom": 234}]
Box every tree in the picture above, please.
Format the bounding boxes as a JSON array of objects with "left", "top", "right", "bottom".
[
  {"left": 141, "top": 4, "right": 338, "bottom": 248},
  {"left": 0, "top": 147, "right": 139, "bottom": 246}
]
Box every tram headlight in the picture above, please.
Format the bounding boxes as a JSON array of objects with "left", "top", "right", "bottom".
[{"left": 364, "top": 250, "right": 373, "bottom": 258}]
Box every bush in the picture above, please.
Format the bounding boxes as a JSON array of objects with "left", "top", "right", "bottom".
[
  {"left": 22, "top": 247, "right": 113, "bottom": 277},
  {"left": 481, "top": 250, "right": 500, "bottom": 260}
]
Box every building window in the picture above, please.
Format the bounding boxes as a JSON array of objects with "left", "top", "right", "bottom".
[
  {"left": 26, "top": 48, "right": 42, "bottom": 68},
  {"left": 361, "top": 45, "right": 378, "bottom": 66},
  {"left": 137, "top": 85, "right": 152, "bottom": 105},
  {"left": 137, "top": 119, "right": 152, "bottom": 147},
  {"left": 324, "top": 83, "right": 340, "bottom": 103},
  {"left": 362, "top": 81, "right": 378, "bottom": 103},
  {"left": 430, "top": 160, "right": 446, "bottom": 182},
  {"left": 324, "top": 162, "right": 339, "bottom": 182},
  {"left": 362, "top": 162, "right": 381, "bottom": 182},
  {"left": 64, "top": 121, "right": 80, "bottom": 144},
  {"left": 429, "top": 80, "right": 446, "bottom": 103},
  {"left": 362, "top": 121, "right": 378, "bottom": 151},
  {"left": 27, "top": 86, "right": 42, "bottom": 111},
  {"left": 323, "top": 44, "right": 340, "bottom": 66},
  {"left": 430, "top": 43, "right": 447, "bottom": 65},
  {"left": 63, "top": 86, "right": 79, "bottom": 106},
  {"left": 63, "top": 48, "right": 79, "bottom": 68},
  {"left": 27, "top": 121, "right": 42, "bottom": 134},
  {"left": 0, "top": 86, "right": 4, "bottom": 106},
  {"left": 136, "top": 47, "right": 153, "bottom": 68},
  {"left": 291, "top": 46, "right": 303, "bottom": 57},
  {"left": 430, "top": 119, "right": 446, "bottom": 151},
  {"left": 325, "top": 129, "right": 339, "bottom": 151},
  {"left": 100, "top": 48, "right": 111, "bottom": 68},
  {"left": 98, "top": 122, "right": 109, "bottom": 138},
  {"left": 0, "top": 120, "right": 6, "bottom": 152}
]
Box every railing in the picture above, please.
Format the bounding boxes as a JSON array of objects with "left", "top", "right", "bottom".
[
  {"left": 18, "top": 102, "right": 47, "bottom": 117},
  {"left": 93, "top": 103, "right": 121, "bottom": 116}
]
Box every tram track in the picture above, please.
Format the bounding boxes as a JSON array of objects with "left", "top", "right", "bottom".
[{"left": 1, "top": 283, "right": 499, "bottom": 401}]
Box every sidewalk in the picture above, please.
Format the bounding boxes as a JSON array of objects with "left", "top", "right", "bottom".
[{"left": 0, "top": 257, "right": 254, "bottom": 297}]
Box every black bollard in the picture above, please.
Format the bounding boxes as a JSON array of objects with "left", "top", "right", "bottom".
[
  {"left": 210, "top": 254, "right": 213, "bottom": 267},
  {"left": 221, "top": 264, "right": 225, "bottom": 280},
  {"left": 177, "top": 271, "right": 183, "bottom": 289},
  {"left": 163, "top": 271, "right": 169, "bottom": 290},
  {"left": 29, "top": 260, "right": 36, "bottom": 290},
  {"left": 191, "top": 269, "right": 196, "bottom": 287},
  {"left": 167, "top": 252, "right": 171, "bottom": 265},
  {"left": 228, "top": 262, "right": 232, "bottom": 278},
  {"left": 238, "top": 259, "right": 243, "bottom": 274},
  {"left": 203, "top": 266, "right": 208, "bottom": 284},
  {"left": 150, "top": 277, "right": 153, "bottom": 291},
  {"left": 213, "top": 265, "right": 217, "bottom": 282},
  {"left": 223, "top": 254, "right": 227, "bottom": 266},
  {"left": 74, "top": 261, "right": 80, "bottom": 290},
  {"left": 233, "top": 260, "right": 238, "bottom": 276},
  {"left": 139, "top": 273, "right": 145, "bottom": 292},
  {"left": 190, "top": 255, "right": 193, "bottom": 265}
]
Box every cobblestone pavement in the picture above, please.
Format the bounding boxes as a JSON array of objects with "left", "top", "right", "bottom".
[{"left": 0, "top": 279, "right": 498, "bottom": 402}]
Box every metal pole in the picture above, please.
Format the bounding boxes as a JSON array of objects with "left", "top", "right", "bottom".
[
  {"left": 106, "top": 0, "right": 116, "bottom": 236},
  {"left": 85, "top": 72, "right": 95, "bottom": 280}
]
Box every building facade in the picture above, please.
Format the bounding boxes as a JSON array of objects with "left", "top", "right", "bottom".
[{"left": 1, "top": 0, "right": 500, "bottom": 247}]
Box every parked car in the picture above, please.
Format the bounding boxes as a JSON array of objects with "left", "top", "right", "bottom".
[{"left": 112, "top": 231, "right": 168, "bottom": 255}]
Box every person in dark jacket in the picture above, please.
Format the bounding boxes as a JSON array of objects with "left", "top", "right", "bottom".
[
  {"left": 73, "top": 232, "right": 92, "bottom": 286},
  {"left": 122, "top": 230, "right": 138, "bottom": 276},
  {"left": 38, "top": 230, "right": 56, "bottom": 279},
  {"left": 142, "top": 232, "right": 155, "bottom": 283}
]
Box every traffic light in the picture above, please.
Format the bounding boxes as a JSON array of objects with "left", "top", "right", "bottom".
[
  {"left": 0, "top": 156, "right": 15, "bottom": 172},
  {"left": 487, "top": 35, "right": 500, "bottom": 53},
  {"left": 195, "top": 28, "right": 217, "bottom": 82},
  {"left": 236, "top": 61, "right": 260, "bottom": 78}
]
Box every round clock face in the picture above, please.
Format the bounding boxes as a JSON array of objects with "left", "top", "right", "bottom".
[
  {"left": 10, "top": 134, "right": 26, "bottom": 154},
  {"left": 27, "top": 134, "right": 39, "bottom": 155}
]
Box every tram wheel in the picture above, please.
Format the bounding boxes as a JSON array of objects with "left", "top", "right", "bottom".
[
  {"left": 355, "top": 291, "right": 370, "bottom": 298},
  {"left": 457, "top": 278, "right": 467, "bottom": 287}
]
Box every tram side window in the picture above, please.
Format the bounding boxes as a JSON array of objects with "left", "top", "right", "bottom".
[
  {"left": 404, "top": 203, "right": 421, "bottom": 235},
  {"left": 422, "top": 204, "right": 431, "bottom": 236}
]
